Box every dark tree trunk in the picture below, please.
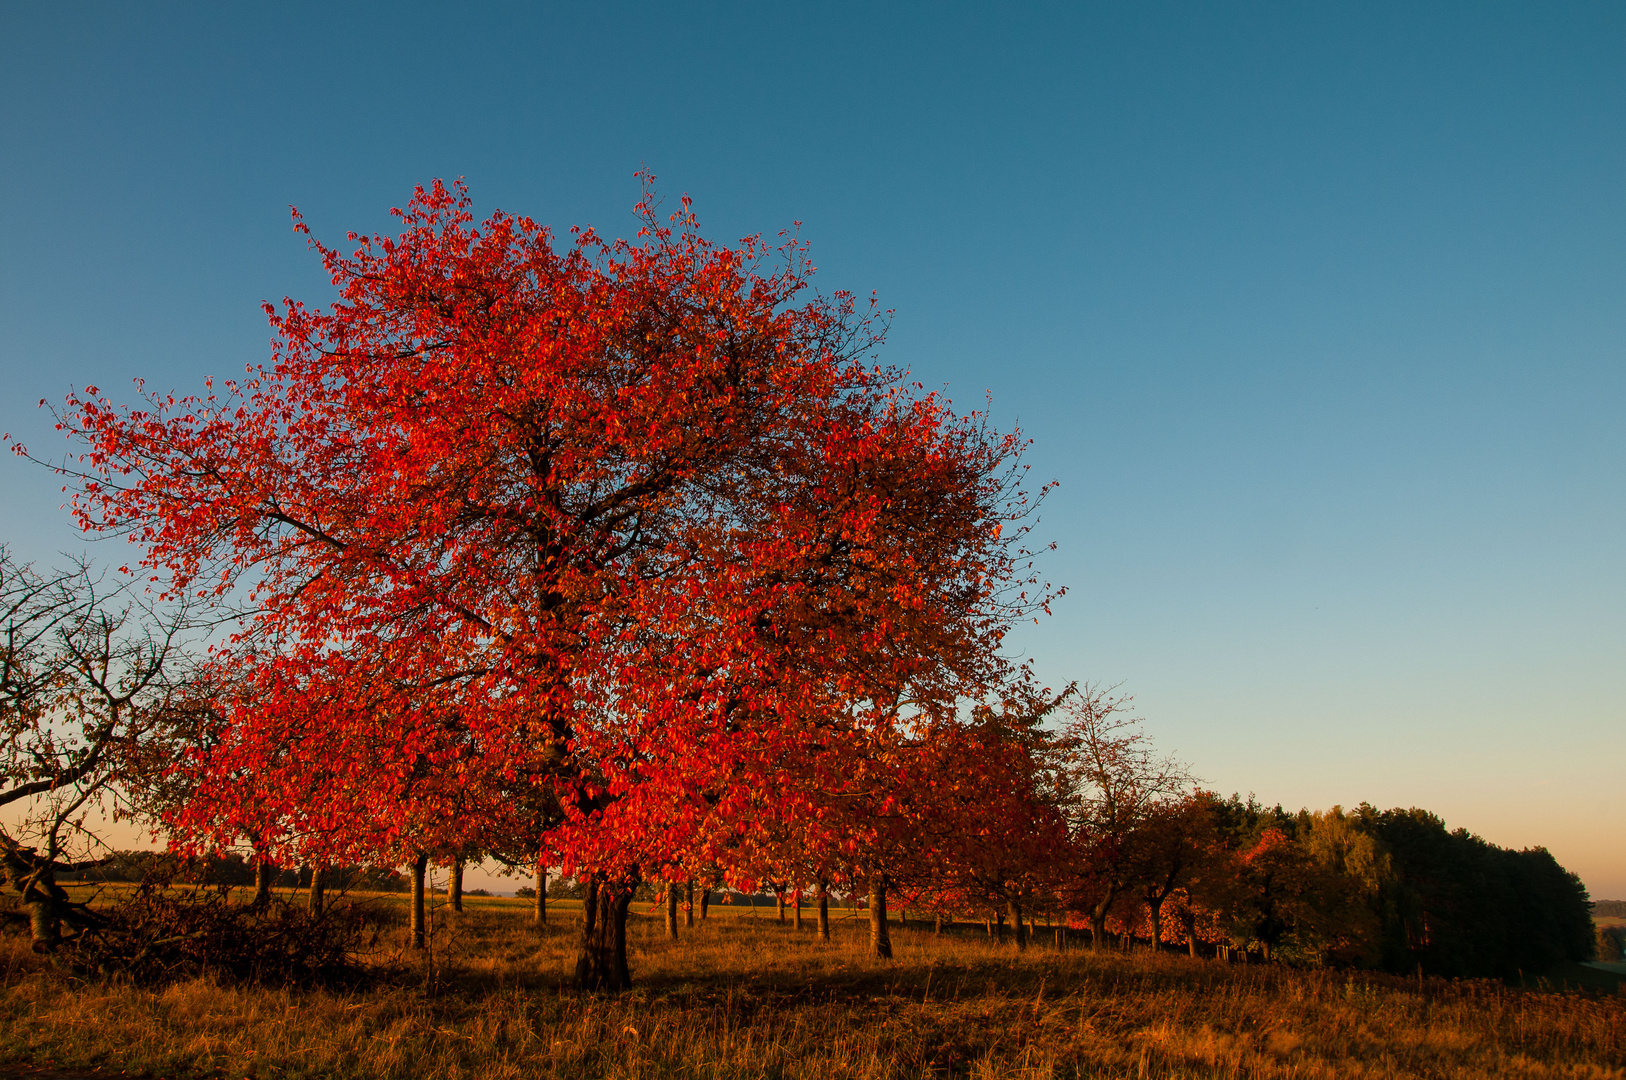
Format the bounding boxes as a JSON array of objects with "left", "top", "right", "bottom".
[
  {"left": 25, "top": 892, "right": 60, "bottom": 953},
  {"left": 1148, "top": 898, "right": 1165, "bottom": 952},
  {"left": 11, "top": 871, "right": 102, "bottom": 955},
  {"left": 1090, "top": 911, "right": 1108, "bottom": 951},
  {"left": 576, "top": 879, "right": 636, "bottom": 991},
  {"left": 1009, "top": 898, "right": 1027, "bottom": 950},
  {"left": 308, "top": 865, "right": 326, "bottom": 914},
  {"left": 665, "top": 880, "right": 679, "bottom": 940},
  {"left": 0, "top": 849, "right": 92, "bottom": 955},
  {"left": 793, "top": 888, "right": 803, "bottom": 930},
  {"left": 410, "top": 853, "right": 428, "bottom": 949},
  {"left": 996, "top": 910, "right": 1006, "bottom": 944},
  {"left": 816, "top": 880, "right": 830, "bottom": 942},
  {"left": 685, "top": 880, "right": 695, "bottom": 928},
  {"left": 252, "top": 859, "right": 274, "bottom": 908},
  {"left": 534, "top": 861, "right": 547, "bottom": 925},
  {"left": 700, "top": 888, "right": 711, "bottom": 920},
  {"left": 934, "top": 911, "right": 944, "bottom": 935},
  {"left": 868, "top": 877, "right": 892, "bottom": 958},
  {"left": 985, "top": 915, "right": 993, "bottom": 938},
  {"left": 776, "top": 888, "right": 786, "bottom": 923},
  {"left": 449, "top": 860, "right": 464, "bottom": 913}
]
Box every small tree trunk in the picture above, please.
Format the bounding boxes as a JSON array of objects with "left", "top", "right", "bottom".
[
  {"left": 700, "top": 887, "right": 711, "bottom": 921},
  {"left": 1009, "top": 898, "right": 1027, "bottom": 950},
  {"left": 665, "top": 880, "right": 680, "bottom": 940},
  {"left": 252, "top": 859, "right": 274, "bottom": 908},
  {"left": 575, "top": 879, "right": 635, "bottom": 991},
  {"left": 534, "top": 861, "right": 547, "bottom": 925},
  {"left": 685, "top": 880, "right": 695, "bottom": 928},
  {"left": 793, "top": 888, "right": 803, "bottom": 930},
  {"left": 449, "top": 861, "right": 464, "bottom": 913},
  {"left": 776, "top": 888, "right": 786, "bottom": 923},
  {"left": 868, "top": 877, "right": 892, "bottom": 959},
  {"left": 307, "top": 865, "right": 326, "bottom": 914},
  {"left": 1090, "top": 912, "right": 1108, "bottom": 951},
  {"left": 816, "top": 879, "right": 831, "bottom": 942},
  {"left": 410, "top": 853, "right": 428, "bottom": 949},
  {"left": 985, "top": 914, "right": 993, "bottom": 938},
  {"left": 996, "top": 910, "right": 1006, "bottom": 944},
  {"left": 25, "top": 892, "right": 61, "bottom": 953},
  {"left": 9, "top": 864, "right": 65, "bottom": 954},
  {"left": 1148, "top": 899, "right": 1164, "bottom": 952},
  {"left": 934, "top": 911, "right": 944, "bottom": 935}
]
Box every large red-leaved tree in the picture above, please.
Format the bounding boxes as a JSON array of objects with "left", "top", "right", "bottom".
[{"left": 43, "top": 178, "right": 1053, "bottom": 988}]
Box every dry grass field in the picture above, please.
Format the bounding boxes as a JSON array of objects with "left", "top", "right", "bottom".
[{"left": 2, "top": 892, "right": 1623, "bottom": 1079}]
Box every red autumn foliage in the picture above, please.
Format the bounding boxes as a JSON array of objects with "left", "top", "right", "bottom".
[{"left": 50, "top": 177, "right": 1055, "bottom": 987}]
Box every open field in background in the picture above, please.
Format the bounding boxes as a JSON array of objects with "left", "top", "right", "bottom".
[{"left": 4, "top": 900, "right": 1625, "bottom": 1079}]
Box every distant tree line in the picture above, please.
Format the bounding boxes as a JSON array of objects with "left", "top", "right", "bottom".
[{"left": 1141, "top": 799, "right": 1597, "bottom": 979}]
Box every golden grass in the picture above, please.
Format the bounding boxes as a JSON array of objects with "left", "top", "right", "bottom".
[{"left": 3, "top": 900, "right": 1623, "bottom": 1079}]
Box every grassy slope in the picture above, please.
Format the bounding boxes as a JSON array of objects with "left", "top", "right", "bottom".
[{"left": 3, "top": 901, "right": 1623, "bottom": 1079}]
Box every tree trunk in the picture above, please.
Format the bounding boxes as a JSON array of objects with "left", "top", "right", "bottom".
[
  {"left": 534, "top": 861, "right": 547, "bottom": 925},
  {"left": 793, "top": 888, "right": 803, "bottom": 930},
  {"left": 575, "top": 879, "right": 636, "bottom": 991},
  {"left": 816, "top": 880, "right": 830, "bottom": 942},
  {"left": 1009, "top": 898, "right": 1027, "bottom": 950},
  {"left": 252, "top": 859, "right": 274, "bottom": 908},
  {"left": 449, "top": 860, "right": 464, "bottom": 913},
  {"left": 685, "top": 880, "right": 695, "bottom": 928},
  {"left": 410, "top": 853, "right": 428, "bottom": 949},
  {"left": 985, "top": 915, "right": 993, "bottom": 938},
  {"left": 868, "top": 877, "right": 892, "bottom": 958},
  {"left": 665, "top": 880, "right": 679, "bottom": 940},
  {"left": 3, "top": 847, "right": 100, "bottom": 955},
  {"left": 25, "top": 892, "right": 60, "bottom": 953},
  {"left": 1090, "top": 911, "right": 1108, "bottom": 951},
  {"left": 776, "top": 888, "right": 786, "bottom": 923},
  {"left": 700, "top": 887, "right": 711, "bottom": 921},
  {"left": 308, "top": 865, "right": 326, "bottom": 914},
  {"left": 934, "top": 911, "right": 944, "bottom": 935},
  {"left": 996, "top": 910, "right": 1006, "bottom": 944},
  {"left": 1148, "top": 898, "right": 1164, "bottom": 952}
]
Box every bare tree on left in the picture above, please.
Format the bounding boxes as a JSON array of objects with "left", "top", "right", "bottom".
[{"left": 0, "top": 548, "right": 197, "bottom": 952}]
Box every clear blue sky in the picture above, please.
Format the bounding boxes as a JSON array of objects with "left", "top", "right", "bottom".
[{"left": 3, "top": 3, "right": 1622, "bottom": 896}]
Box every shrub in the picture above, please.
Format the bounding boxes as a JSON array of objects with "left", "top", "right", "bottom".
[{"left": 59, "top": 883, "right": 376, "bottom": 987}]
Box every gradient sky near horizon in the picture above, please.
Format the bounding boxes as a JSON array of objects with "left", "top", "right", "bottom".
[{"left": 2, "top": 3, "right": 1622, "bottom": 898}]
